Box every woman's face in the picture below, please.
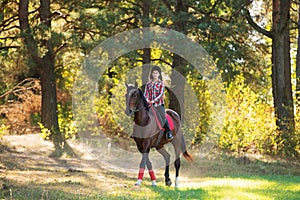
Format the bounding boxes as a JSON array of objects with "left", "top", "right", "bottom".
[{"left": 151, "top": 70, "right": 160, "bottom": 80}]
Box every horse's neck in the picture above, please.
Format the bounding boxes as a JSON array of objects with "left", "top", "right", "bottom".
[{"left": 134, "top": 109, "right": 150, "bottom": 127}]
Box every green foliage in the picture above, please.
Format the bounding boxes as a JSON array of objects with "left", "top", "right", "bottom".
[
  {"left": 0, "top": 0, "right": 298, "bottom": 157},
  {"left": 38, "top": 122, "right": 51, "bottom": 140},
  {"left": 295, "top": 108, "right": 300, "bottom": 155},
  {"left": 0, "top": 119, "right": 9, "bottom": 138},
  {"left": 295, "top": 127, "right": 300, "bottom": 156},
  {"left": 185, "top": 70, "right": 212, "bottom": 146},
  {"left": 38, "top": 103, "right": 76, "bottom": 140},
  {"left": 94, "top": 95, "right": 127, "bottom": 139},
  {"left": 219, "top": 75, "right": 279, "bottom": 154},
  {"left": 95, "top": 63, "right": 135, "bottom": 139},
  {"left": 30, "top": 112, "right": 41, "bottom": 126},
  {"left": 57, "top": 103, "right": 77, "bottom": 140}
]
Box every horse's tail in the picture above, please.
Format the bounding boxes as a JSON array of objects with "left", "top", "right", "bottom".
[
  {"left": 183, "top": 151, "right": 194, "bottom": 162},
  {"left": 181, "top": 133, "right": 194, "bottom": 162}
]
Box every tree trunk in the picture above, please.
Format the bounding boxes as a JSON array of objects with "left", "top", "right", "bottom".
[
  {"left": 19, "top": 0, "right": 63, "bottom": 155},
  {"left": 40, "top": 57, "right": 62, "bottom": 150},
  {"left": 296, "top": 1, "right": 300, "bottom": 117},
  {"left": 245, "top": 0, "right": 296, "bottom": 155},
  {"left": 272, "top": 0, "right": 295, "bottom": 154},
  {"left": 142, "top": 0, "right": 151, "bottom": 87},
  {"left": 170, "top": 54, "right": 186, "bottom": 119},
  {"left": 169, "top": 0, "right": 188, "bottom": 119}
]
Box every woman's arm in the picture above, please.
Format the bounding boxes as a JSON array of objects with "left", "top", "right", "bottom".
[
  {"left": 144, "top": 83, "right": 150, "bottom": 102},
  {"left": 152, "top": 81, "right": 164, "bottom": 103}
]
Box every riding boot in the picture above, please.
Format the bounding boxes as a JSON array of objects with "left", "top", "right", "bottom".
[{"left": 164, "top": 120, "right": 173, "bottom": 140}]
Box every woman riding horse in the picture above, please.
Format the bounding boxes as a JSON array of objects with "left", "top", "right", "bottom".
[
  {"left": 125, "top": 77, "right": 193, "bottom": 187},
  {"left": 144, "top": 66, "right": 173, "bottom": 140}
]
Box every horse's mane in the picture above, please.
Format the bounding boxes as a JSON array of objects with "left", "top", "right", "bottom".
[{"left": 138, "top": 88, "right": 149, "bottom": 111}]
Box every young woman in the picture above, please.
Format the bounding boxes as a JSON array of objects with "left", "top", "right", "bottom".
[{"left": 144, "top": 65, "right": 173, "bottom": 140}]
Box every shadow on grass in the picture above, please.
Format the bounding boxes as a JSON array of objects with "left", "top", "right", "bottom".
[{"left": 0, "top": 173, "right": 132, "bottom": 200}]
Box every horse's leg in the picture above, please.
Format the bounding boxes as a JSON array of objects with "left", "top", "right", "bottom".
[
  {"left": 157, "top": 147, "right": 172, "bottom": 186},
  {"left": 135, "top": 152, "right": 149, "bottom": 186},
  {"left": 146, "top": 158, "right": 157, "bottom": 186},
  {"left": 172, "top": 132, "right": 183, "bottom": 188},
  {"left": 174, "top": 157, "right": 180, "bottom": 187}
]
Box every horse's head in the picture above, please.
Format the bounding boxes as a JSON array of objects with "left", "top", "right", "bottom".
[
  {"left": 125, "top": 82, "right": 139, "bottom": 116},
  {"left": 125, "top": 82, "right": 148, "bottom": 116}
]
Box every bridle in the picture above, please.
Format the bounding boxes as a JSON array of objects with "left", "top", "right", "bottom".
[
  {"left": 130, "top": 107, "right": 147, "bottom": 113},
  {"left": 127, "top": 88, "right": 148, "bottom": 115}
]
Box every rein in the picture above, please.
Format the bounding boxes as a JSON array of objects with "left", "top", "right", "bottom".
[
  {"left": 130, "top": 106, "right": 147, "bottom": 113},
  {"left": 128, "top": 88, "right": 149, "bottom": 114}
]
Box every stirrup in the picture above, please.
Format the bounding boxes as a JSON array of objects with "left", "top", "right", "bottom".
[{"left": 166, "top": 131, "right": 173, "bottom": 140}]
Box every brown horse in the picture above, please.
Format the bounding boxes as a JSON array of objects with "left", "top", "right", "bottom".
[{"left": 125, "top": 83, "right": 193, "bottom": 187}]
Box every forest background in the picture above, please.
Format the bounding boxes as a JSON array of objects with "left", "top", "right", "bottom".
[{"left": 0, "top": 0, "right": 300, "bottom": 158}]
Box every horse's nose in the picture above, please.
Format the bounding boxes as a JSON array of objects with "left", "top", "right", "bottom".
[{"left": 125, "top": 109, "right": 133, "bottom": 116}]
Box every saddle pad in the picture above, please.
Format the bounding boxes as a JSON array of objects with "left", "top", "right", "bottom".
[
  {"left": 150, "top": 107, "right": 174, "bottom": 131},
  {"left": 166, "top": 113, "right": 174, "bottom": 130}
]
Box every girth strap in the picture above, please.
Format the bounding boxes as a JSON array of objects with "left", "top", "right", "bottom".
[{"left": 154, "top": 130, "right": 164, "bottom": 148}]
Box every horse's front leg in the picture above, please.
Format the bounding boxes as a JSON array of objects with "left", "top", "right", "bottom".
[
  {"left": 135, "top": 153, "right": 156, "bottom": 186},
  {"left": 146, "top": 158, "right": 157, "bottom": 186}
]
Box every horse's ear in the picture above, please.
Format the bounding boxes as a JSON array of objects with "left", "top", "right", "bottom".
[
  {"left": 138, "top": 88, "right": 143, "bottom": 96},
  {"left": 135, "top": 81, "right": 138, "bottom": 88},
  {"left": 125, "top": 82, "right": 129, "bottom": 89}
]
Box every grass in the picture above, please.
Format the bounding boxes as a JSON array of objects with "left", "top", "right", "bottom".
[
  {"left": 0, "top": 135, "right": 299, "bottom": 200},
  {"left": 1, "top": 161, "right": 299, "bottom": 200},
  {"left": 191, "top": 175, "right": 300, "bottom": 200},
  {"left": 1, "top": 175, "right": 299, "bottom": 199}
]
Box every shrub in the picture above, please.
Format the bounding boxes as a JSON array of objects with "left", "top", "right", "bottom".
[
  {"left": 219, "top": 75, "right": 278, "bottom": 154},
  {"left": 57, "top": 103, "right": 77, "bottom": 140}
]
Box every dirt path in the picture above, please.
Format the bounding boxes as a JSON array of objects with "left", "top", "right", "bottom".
[
  {"left": 1, "top": 134, "right": 299, "bottom": 199},
  {"left": 0, "top": 134, "right": 134, "bottom": 197},
  {"left": 1, "top": 134, "right": 102, "bottom": 171}
]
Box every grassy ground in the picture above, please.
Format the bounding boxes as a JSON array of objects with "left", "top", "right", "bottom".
[{"left": 0, "top": 134, "right": 299, "bottom": 200}]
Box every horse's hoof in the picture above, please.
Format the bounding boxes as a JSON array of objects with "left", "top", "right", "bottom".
[
  {"left": 152, "top": 180, "right": 157, "bottom": 187},
  {"left": 165, "top": 180, "right": 172, "bottom": 186},
  {"left": 175, "top": 177, "right": 179, "bottom": 188},
  {"left": 135, "top": 179, "right": 142, "bottom": 186}
]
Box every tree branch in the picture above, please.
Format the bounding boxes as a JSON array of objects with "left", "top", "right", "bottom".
[
  {"left": 151, "top": 58, "right": 172, "bottom": 67},
  {"left": 0, "top": 46, "right": 20, "bottom": 50},
  {"left": 19, "top": 0, "right": 42, "bottom": 66},
  {"left": 52, "top": 42, "right": 67, "bottom": 58},
  {"left": 0, "top": 78, "right": 40, "bottom": 100},
  {"left": 162, "top": 0, "right": 172, "bottom": 11},
  {"left": 243, "top": 8, "right": 273, "bottom": 38}
]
